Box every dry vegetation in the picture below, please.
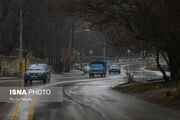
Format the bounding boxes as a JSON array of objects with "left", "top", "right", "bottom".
[
  {"left": 115, "top": 81, "right": 180, "bottom": 109},
  {"left": 146, "top": 64, "right": 157, "bottom": 71}
]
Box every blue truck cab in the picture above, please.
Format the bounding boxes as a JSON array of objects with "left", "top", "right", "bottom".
[{"left": 89, "top": 61, "right": 107, "bottom": 77}]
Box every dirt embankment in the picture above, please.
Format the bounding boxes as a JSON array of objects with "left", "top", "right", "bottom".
[{"left": 114, "top": 81, "right": 180, "bottom": 110}]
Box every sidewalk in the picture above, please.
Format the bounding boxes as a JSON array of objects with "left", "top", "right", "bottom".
[{"left": 0, "top": 76, "right": 23, "bottom": 81}]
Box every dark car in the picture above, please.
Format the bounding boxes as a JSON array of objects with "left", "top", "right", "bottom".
[
  {"left": 89, "top": 61, "right": 107, "bottom": 77},
  {"left": 24, "top": 64, "right": 51, "bottom": 83},
  {"left": 109, "top": 64, "right": 121, "bottom": 74}
]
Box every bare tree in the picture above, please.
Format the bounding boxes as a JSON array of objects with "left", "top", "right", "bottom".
[{"left": 57, "top": 0, "right": 180, "bottom": 81}]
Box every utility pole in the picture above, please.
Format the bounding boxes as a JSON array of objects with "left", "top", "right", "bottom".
[
  {"left": 67, "top": 25, "right": 74, "bottom": 71},
  {"left": 19, "top": 6, "right": 23, "bottom": 73}
]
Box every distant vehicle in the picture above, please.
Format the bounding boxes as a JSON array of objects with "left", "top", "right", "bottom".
[
  {"left": 89, "top": 61, "right": 107, "bottom": 77},
  {"left": 24, "top": 64, "right": 51, "bottom": 83},
  {"left": 109, "top": 64, "right": 121, "bottom": 74}
]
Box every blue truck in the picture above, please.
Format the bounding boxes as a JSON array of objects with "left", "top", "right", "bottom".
[{"left": 89, "top": 61, "right": 107, "bottom": 77}]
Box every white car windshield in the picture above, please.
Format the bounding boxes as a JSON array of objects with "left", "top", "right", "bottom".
[{"left": 110, "top": 65, "right": 120, "bottom": 69}]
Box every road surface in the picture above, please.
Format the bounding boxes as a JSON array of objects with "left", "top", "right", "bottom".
[{"left": 0, "top": 67, "right": 180, "bottom": 120}]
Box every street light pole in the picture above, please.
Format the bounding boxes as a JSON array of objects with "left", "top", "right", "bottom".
[
  {"left": 127, "top": 49, "right": 131, "bottom": 61},
  {"left": 103, "top": 35, "right": 106, "bottom": 61},
  {"left": 89, "top": 50, "right": 93, "bottom": 61}
]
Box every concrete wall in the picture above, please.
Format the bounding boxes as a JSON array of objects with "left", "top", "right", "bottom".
[
  {"left": 0, "top": 55, "right": 45, "bottom": 77},
  {"left": 0, "top": 55, "right": 20, "bottom": 77}
]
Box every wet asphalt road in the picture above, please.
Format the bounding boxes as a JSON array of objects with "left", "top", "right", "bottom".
[
  {"left": 0, "top": 65, "right": 180, "bottom": 120},
  {"left": 33, "top": 76, "right": 180, "bottom": 120}
]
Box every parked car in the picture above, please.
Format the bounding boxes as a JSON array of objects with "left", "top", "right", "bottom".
[
  {"left": 109, "top": 64, "right": 121, "bottom": 74},
  {"left": 89, "top": 61, "right": 107, "bottom": 77},
  {"left": 24, "top": 64, "right": 51, "bottom": 83}
]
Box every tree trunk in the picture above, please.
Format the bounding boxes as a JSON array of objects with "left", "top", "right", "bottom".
[
  {"left": 156, "top": 50, "right": 169, "bottom": 82},
  {"left": 168, "top": 51, "right": 180, "bottom": 81}
]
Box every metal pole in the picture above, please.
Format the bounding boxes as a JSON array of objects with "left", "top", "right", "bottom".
[{"left": 103, "top": 35, "right": 106, "bottom": 61}]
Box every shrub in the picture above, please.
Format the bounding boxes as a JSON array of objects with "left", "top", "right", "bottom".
[
  {"left": 126, "top": 72, "right": 134, "bottom": 83},
  {"left": 159, "top": 84, "right": 180, "bottom": 102}
]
